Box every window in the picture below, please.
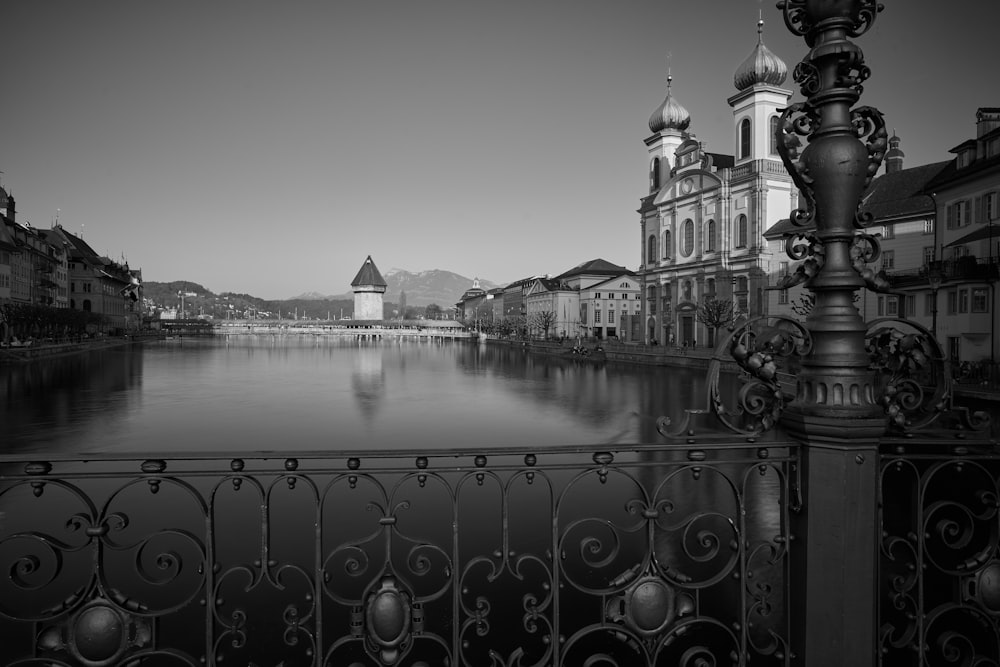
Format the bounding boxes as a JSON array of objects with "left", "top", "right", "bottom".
[
  {"left": 706, "top": 278, "right": 716, "bottom": 296},
  {"left": 647, "top": 235, "right": 658, "bottom": 263},
  {"left": 780, "top": 261, "right": 789, "bottom": 276},
  {"left": 882, "top": 250, "right": 895, "bottom": 270},
  {"left": 706, "top": 220, "right": 716, "bottom": 251},
  {"left": 987, "top": 192, "right": 999, "bottom": 221},
  {"left": 609, "top": 310, "right": 615, "bottom": 322},
  {"left": 739, "top": 118, "right": 751, "bottom": 159},
  {"left": 923, "top": 246, "right": 934, "bottom": 267},
  {"left": 905, "top": 295, "right": 915, "bottom": 317},
  {"left": 651, "top": 158, "right": 661, "bottom": 192},
  {"left": 947, "top": 200, "right": 971, "bottom": 228},
  {"left": 737, "top": 277, "right": 748, "bottom": 292},
  {"left": 877, "top": 297, "right": 884, "bottom": 316},
  {"left": 947, "top": 290, "right": 957, "bottom": 315},
  {"left": 663, "top": 230, "right": 671, "bottom": 259},
  {"left": 595, "top": 293, "right": 601, "bottom": 299},
  {"left": 682, "top": 219, "right": 694, "bottom": 256},
  {"left": 959, "top": 289, "right": 969, "bottom": 313},
  {"left": 735, "top": 215, "right": 748, "bottom": 248},
  {"left": 769, "top": 116, "right": 780, "bottom": 155},
  {"left": 778, "top": 289, "right": 789, "bottom": 305},
  {"left": 683, "top": 280, "right": 693, "bottom": 301},
  {"left": 972, "top": 288, "right": 988, "bottom": 312},
  {"left": 647, "top": 286, "right": 657, "bottom": 314},
  {"left": 882, "top": 225, "right": 894, "bottom": 240},
  {"left": 595, "top": 309, "right": 601, "bottom": 323},
  {"left": 924, "top": 219, "right": 934, "bottom": 235}
]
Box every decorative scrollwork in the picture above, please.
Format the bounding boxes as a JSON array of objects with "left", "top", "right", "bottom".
[
  {"left": 849, "top": 0, "right": 886, "bottom": 38},
  {"left": 775, "top": 102, "right": 818, "bottom": 226},
  {"left": 777, "top": 0, "right": 884, "bottom": 43},
  {"left": 708, "top": 316, "right": 812, "bottom": 436},
  {"left": 792, "top": 59, "right": 820, "bottom": 96},
  {"left": 851, "top": 105, "right": 888, "bottom": 224},
  {"left": 778, "top": 234, "right": 825, "bottom": 290},
  {"left": 850, "top": 233, "right": 894, "bottom": 293},
  {"left": 776, "top": 0, "right": 810, "bottom": 40},
  {"left": 865, "top": 318, "right": 951, "bottom": 431}
]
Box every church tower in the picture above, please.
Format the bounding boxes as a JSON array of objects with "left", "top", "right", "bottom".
[
  {"left": 727, "top": 18, "right": 791, "bottom": 164},
  {"left": 645, "top": 74, "right": 691, "bottom": 192},
  {"left": 351, "top": 255, "right": 387, "bottom": 321}
]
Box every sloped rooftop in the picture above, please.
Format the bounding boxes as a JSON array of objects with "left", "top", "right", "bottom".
[{"left": 350, "top": 255, "right": 388, "bottom": 288}]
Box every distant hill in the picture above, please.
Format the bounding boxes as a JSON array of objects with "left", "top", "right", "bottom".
[{"left": 291, "top": 269, "right": 500, "bottom": 307}]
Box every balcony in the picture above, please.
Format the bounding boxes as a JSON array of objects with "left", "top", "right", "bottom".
[{"left": 887, "top": 258, "right": 1000, "bottom": 288}]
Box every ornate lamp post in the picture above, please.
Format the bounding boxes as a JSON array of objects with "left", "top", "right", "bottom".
[
  {"left": 772, "top": 2, "right": 887, "bottom": 664},
  {"left": 774, "top": 0, "right": 888, "bottom": 439}
]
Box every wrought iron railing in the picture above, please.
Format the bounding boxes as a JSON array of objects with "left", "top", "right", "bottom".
[
  {"left": 0, "top": 442, "right": 798, "bottom": 666},
  {"left": 878, "top": 438, "right": 1000, "bottom": 665}
]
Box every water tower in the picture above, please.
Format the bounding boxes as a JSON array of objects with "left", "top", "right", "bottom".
[{"left": 350, "top": 255, "right": 387, "bottom": 320}]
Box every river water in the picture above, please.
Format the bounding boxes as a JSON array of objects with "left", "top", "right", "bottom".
[{"left": 0, "top": 337, "right": 735, "bottom": 455}]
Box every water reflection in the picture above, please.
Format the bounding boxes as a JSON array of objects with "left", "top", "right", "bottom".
[{"left": 0, "top": 337, "right": 738, "bottom": 455}]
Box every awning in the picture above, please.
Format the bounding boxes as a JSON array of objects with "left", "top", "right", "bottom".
[{"left": 945, "top": 223, "right": 1000, "bottom": 247}]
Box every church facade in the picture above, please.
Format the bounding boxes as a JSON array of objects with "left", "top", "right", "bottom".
[{"left": 637, "top": 21, "right": 797, "bottom": 346}]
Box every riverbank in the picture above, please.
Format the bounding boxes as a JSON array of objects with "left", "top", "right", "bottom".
[
  {"left": 484, "top": 337, "right": 735, "bottom": 372},
  {"left": 0, "top": 335, "right": 157, "bottom": 364}
]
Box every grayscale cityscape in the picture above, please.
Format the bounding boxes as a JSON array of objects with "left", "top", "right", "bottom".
[{"left": 1, "top": 1, "right": 998, "bottom": 665}]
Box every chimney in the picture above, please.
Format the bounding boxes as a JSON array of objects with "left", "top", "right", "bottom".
[
  {"left": 976, "top": 107, "right": 1000, "bottom": 138},
  {"left": 885, "top": 131, "right": 904, "bottom": 174}
]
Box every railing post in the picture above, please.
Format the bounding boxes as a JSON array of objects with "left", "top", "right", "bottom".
[{"left": 773, "top": 1, "right": 888, "bottom": 664}]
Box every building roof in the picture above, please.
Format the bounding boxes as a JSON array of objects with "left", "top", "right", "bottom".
[
  {"left": 648, "top": 75, "right": 691, "bottom": 134},
  {"left": 554, "top": 258, "right": 633, "bottom": 280},
  {"left": 350, "top": 255, "right": 387, "bottom": 288},
  {"left": 859, "top": 160, "right": 949, "bottom": 220},
  {"left": 925, "top": 152, "right": 1000, "bottom": 190},
  {"left": 733, "top": 19, "right": 788, "bottom": 90}
]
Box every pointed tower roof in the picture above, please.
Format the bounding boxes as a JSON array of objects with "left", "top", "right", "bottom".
[
  {"left": 648, "top": 74, "right": 691, "bottom": 133},
  {"left": 734, "top": 18, "right": 788, "bottom": 90},
  {"left": 351, "top": 255, "right": 387, "bottom": 288}
]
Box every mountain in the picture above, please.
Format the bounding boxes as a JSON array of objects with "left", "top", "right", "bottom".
[{"left": 291, "top": 269, "right": 500, "bottom": 307}]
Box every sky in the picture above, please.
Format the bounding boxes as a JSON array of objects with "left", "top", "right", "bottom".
[{"left": 2, "top": 0, "right": 996, "bottom": 300}]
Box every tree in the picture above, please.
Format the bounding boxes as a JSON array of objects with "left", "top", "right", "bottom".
[
  {"left": 696, "top": 297, "right": 737, "bottom": 347},
  {"left": 425, "top": 303, "right": 443, "bottom": 320},
  {"left": 399, "top": 290, "right": 407, "bottom": 320},
  {"left": 530, "top": 310, "right": 557, "bottom": 339}
]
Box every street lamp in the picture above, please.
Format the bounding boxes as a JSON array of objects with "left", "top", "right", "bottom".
[{"left": 927, "top": 265, "right": 943, "bottom": 339}]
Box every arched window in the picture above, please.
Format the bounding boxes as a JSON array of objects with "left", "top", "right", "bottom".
[
  {"left": 651, "top": 158, "right": 661, "bottom": 191},
  {"left": 739, "top": 118, "right": 752, "bottom": 159},
  {"left": 663, "top": 230, "right": 672, "bottom": 259},
  {"left": 682, "top": 219, "right": 694, "bottom": 256},
  {"left": 83, "top": 299, "right": 92, "bottom": 312},
  {"left": 736, "top": 214, "right": 748, "bottom": 248},
  {"left": 769, "top": 116, "right": 780, "bottom": 156},
  {"left": 647, "top": 235, "right": 658, "bottom": 264},
  {"left": 706, "top": 219, "right": 716, "bottom": 252}
]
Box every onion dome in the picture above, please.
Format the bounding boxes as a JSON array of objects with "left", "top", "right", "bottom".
[
  {"left": 734, "top": 19, "right": 788, "bottom": 90},
  {"left": 648, "top": 75, "right": 691, "bottom": 133}
]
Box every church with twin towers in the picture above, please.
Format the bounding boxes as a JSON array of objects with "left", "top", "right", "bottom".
[{"left": 637, "top": 19, "right": 797, "bottom": 346}]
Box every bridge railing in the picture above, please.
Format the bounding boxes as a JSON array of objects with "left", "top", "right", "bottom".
[
  {"left": 0, "top": 441, "right": 798, "bottom": 666},
  {"left": 877, "top": 438, "right": 1000, "bottom": 664}
]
